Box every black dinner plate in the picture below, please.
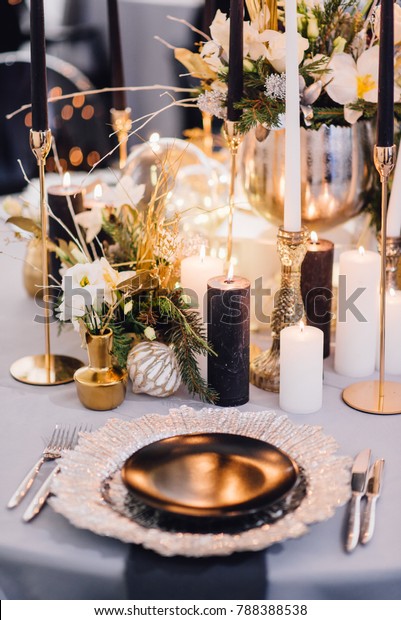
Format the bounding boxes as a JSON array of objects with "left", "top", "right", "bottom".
[{"left": 121, "top": 433, "right": 299, "bottom": 518}]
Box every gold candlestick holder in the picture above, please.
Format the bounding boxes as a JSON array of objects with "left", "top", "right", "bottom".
[
  {"left": 250, "top": 226, "right": 309, "bottom": 392},
  {"left": 343, "top": 145, "right": 401, "bottom": 414},
  {"left": 223, "top": 120, "right": 243, "bottom": 267},
  {"left": 378, "top": 234, "right": 401, "bottom": 290},
  {"left": 111, "top": 107, "right": 132, "bottom": 169},
  {"left": 10, "top": 129, "right": 83, "bottom": 385}
]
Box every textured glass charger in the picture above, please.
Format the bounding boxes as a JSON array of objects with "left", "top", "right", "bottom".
[{"left": 51, "top": 406, "right": 352, "bottom": 557}]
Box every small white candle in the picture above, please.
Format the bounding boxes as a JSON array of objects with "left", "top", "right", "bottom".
[
  {"left": 280, "top": 321, "right": 323, "bottom": 414},
  {"left": 387, "top": 151, "right": 401, "bottom": 237},
  {"left": 284, "top": 0, "right": 301, "bottom": 232},
  {"left": 180, "top": 245, "right": 224, "bottom": 320},
  {"left": 376, "top": 288, "right": 401, "bottom": 374},
  {"left": 334, "top": 247, "right": 381, "bottom": 377}
]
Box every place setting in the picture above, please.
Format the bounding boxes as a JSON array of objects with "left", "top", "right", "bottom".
[{"left": 1, "top": 0, "right": 401, "bottom": 604}]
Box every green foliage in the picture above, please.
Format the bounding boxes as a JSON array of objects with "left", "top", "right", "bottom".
[{"left": 109, "top": 321, "right": 133, "bottom": 369}]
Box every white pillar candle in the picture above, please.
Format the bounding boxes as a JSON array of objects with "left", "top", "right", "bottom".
[
  {"left": 334, "top": 247, "right": 381, "bottom": 377},
  {"left": 376, "top": 288, "right": 401, "bottom": 374},
  {"left": 180, "top": 245, "right": 224, "bottom": 321},
  {"left": 284, "top": 0, "right": 301, "bottom": 232},
  {"left": 280, "top": 322, "right": 323, "bottom": 414},
  {"left": 387, "top": 150, "right": 401, "bottom": 237}
]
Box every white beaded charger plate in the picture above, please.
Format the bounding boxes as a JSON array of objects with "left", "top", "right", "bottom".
[{"left": 50, "top": 406, "right": 352, "bottom": 557}]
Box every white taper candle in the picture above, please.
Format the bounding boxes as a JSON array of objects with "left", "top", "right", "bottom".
[{"left": 284, "top": 0, "right": 302, "bottom": 232}]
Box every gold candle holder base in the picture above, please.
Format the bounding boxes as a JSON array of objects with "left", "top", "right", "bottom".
[
  {"left": 343, "top": 380, "right": 401, "bottom": 415},
  {"left": 111, "top": 107, "right": 132, "bottom": 169},
  {"left": 10, "top": 129, "right": 83, "bottom": 386},
  {"left": 250, "top": 226, "right": 309, "bottom": 392},
  {"left": 10, "top": 354, "right": 83, "bottom": 386}
]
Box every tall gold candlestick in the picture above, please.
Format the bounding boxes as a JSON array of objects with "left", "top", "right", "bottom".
[
  {"left": 343, "top": 145, "right": 401, "bottom": 414},
  {"left": 9, "top": 130, "right": 83, "bottom": 385},
  {"left": 250, "top": 226, "right": 308, "bottom": 392},
  {"left": 111, "top": 107, "right": 132, "bottom": 170},
  {"left": 223, "top": 120, "right": 242, "bottom": 268}
]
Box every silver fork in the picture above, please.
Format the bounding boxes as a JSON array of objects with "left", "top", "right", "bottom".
[
  {"left": 22, "top": 424, "right": 90, "bottom": 522},
  {"left": 7, "top": 426, "right": 70, "bottom": 509}
]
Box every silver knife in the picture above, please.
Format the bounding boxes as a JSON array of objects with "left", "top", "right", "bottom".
[
  {"left": 22, "top": 466, "right": 59, "bottom": 522},
  {"left": 345, "top": 448, "right": 371, "bottom": 553},
  {"left": 360, "top": 459, "right": 384, "bottom": 545}
]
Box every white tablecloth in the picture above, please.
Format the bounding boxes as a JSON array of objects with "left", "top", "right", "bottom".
[{"left": 0, "top": 230, "right": 401, "bottom": 600}]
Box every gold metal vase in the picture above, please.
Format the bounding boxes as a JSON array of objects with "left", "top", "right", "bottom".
[{"left": 74, "top": 328, "right": 127, "bottom": 411}]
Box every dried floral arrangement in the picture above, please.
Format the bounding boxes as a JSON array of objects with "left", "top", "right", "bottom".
[{"left": 171, "top": 0, "right": 401, "bottom": 134}]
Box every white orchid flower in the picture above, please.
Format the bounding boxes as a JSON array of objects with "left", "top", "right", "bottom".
[
  {"left": 203, "top": 9, "right": 289, "bottom": 68},
  {"left": 324, "top": 47, "right": 401, "bottom": 124},
  {"left": 265, "top": 31, "right": 309, "bottom": 73}
]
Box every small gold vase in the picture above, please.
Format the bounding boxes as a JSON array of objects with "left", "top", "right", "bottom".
[{"left": 74, "top": 328, "right": 127, "bottom": 411}]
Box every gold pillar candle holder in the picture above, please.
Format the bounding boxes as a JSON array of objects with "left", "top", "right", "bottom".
[
  {"left": 111, "top": 107, "right": 132, "bottom": 169},
  {"left": 223, "top": 120, "right": 243, "bottom": 268},
  {"left": 10, "top": 129, "right": 83, "bottom": 385},
  {"left": 250, "top": 226, "right": 309, "bottom": 392},
  {"left": 343, "top": 145, "right": 401, "bottom": 414}
]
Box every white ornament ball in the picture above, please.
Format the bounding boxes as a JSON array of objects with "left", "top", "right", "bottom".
[{"left": 127, "top": 341, "right": 181, "bottom": 397}]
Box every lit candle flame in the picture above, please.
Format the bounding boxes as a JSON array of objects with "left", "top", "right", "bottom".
[
  {"left": 200, "top": 244, "right": 206, "bottom": 262},
  {"left": 299, "top": 320, "right": 305, "bottom": 333},
  {"left": 63, "top": 172, "right": 71, "bottom": 189},
  {"left": 94, "top": 184, "right": 103, "bottom": 201},
  {"left": 358, "top": 246, "right": 365, "bottom": 256},
  {"left": 310, "top": 231, "right": 318, "bottom": 244},
  {"left": 226, "top": 261, "right": 234, "bottom": 283},
  {"left": 390, "top": 287, "right": 396, "bottom": 297}
]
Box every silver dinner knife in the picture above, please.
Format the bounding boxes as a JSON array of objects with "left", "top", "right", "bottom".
[
  {"left": 345, "top": 448, "right": 371, "bottom": 553},
  {"left": 22, "top": 466, "right": 59, "bottom": 522},
  {"left": 360, "top": 459, "right": 385, "bottom": 545}
]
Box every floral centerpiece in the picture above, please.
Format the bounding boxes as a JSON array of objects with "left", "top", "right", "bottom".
[
  {"left": 176, "top": 0, "right": 401, "bottom": 133},
  {"left": 6, "top": 167, "right": 217, "bottom": 404}
]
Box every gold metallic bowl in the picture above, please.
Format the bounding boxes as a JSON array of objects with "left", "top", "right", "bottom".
[{"left": 240, "top": 122, "right": 375, "bottom": 231}]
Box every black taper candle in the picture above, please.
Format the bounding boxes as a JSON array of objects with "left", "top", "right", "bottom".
[
  {"left": 301, "top": 235, "right": 334, "bottom": 358},
  {"left": 30, "top": 0, "right": 48, "bottom": 131},
  {"left": 203, "top": 0, "right": 216, "bottom": 33},
  {"left": 207, "top": 274, "right": 250, "bottom": 406},
  {"left": 107, "top": 0, "right": 127, "bottom": 110},
  {"left": 47, "top": 178, "right": 84, "bottom": 290},
  {"left": 377, "top": 0, "right": 394, "bottom": 147},
  {"left": 227, "top": 0, "right": 244, "bottom": 122}
]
